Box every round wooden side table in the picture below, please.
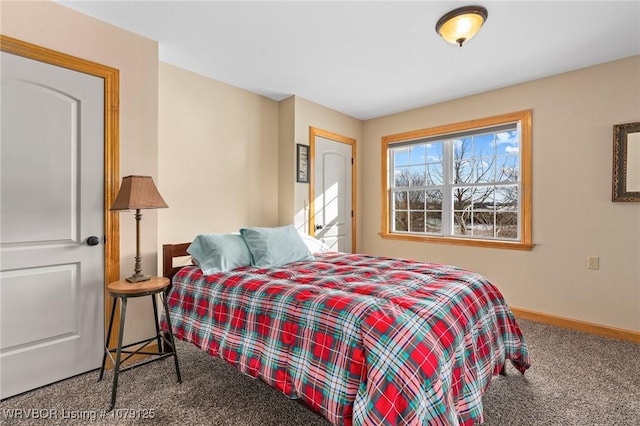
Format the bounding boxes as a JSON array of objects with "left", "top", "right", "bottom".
[{"left": 98, "top": 276, "right": 182, "bottom": 411}]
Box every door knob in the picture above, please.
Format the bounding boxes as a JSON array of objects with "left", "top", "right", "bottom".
[
  {"left": 315, "top": 224, "right": 323, "bottom": 230},
  {"left": 87, "top": 236, "right": 100, "bottom": 246}
]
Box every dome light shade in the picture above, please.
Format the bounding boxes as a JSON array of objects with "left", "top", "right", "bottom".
[{"left": 436, "top": 6, "right": 488, "bottom": 47}]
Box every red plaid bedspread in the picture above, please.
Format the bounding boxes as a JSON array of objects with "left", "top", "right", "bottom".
[{"left": 161, "top": 253, "right": 530, "bottom": 425}]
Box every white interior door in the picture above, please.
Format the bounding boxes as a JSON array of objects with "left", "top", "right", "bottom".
[
  {"left": 0, "top": 52, "right": 104, "bottom": 399},
  {"left": 313, "top": 136, "right": 353, "bottom": 253}
]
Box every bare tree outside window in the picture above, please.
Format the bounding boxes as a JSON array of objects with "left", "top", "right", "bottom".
[
  {"left": 390, "top": 128, "right": 520, "bottom": 241},
  {"left": 392, "top": 142, "right": 444, "bottom": 234}
]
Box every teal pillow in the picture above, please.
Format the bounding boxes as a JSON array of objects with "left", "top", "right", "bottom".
[
  {"left": 240, "top": 225, "right": 314, "bottom": 268},
  {"left": 187, "top": 233, "right": 252, "bottom": 275}
]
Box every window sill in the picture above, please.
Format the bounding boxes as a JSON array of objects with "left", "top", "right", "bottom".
[{"left": 379, "top": 232, "right": 535, "bottom": 251}]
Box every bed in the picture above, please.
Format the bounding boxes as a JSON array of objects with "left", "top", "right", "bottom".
[{"left": 160, "top": 229, "right": 530, "bottom": 426}]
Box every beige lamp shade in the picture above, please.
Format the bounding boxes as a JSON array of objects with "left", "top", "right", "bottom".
[
  {"left": 110, "top": 175, "right": 168, "bottom": 211},
  {"left": 436, "top": 6, "right": 488, "bottom": 47}
]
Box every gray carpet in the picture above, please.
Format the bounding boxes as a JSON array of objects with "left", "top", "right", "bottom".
[{"left": 1, "top": 319, "right": 639, "bottom": 425}]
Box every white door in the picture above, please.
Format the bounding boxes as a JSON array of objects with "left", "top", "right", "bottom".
[
  {"left": 312, "top": 136, "right": 353, "bottom": 253},
  {"left": 0, "top": 52, "right": 104, "bottom": 399}
]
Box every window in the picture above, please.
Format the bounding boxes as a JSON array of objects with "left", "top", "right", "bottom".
[{"left": 381, "top": 110, "right": 533, "bottom": 250}]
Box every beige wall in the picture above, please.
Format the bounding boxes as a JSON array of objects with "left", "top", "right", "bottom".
[
  {"left": 157, "top": 81, "right": 362, "bottom": 248},
  {"left": 362, "top": 56, "right": 640, "bottom": 332},
  {"left": 290, "top": 96, "right": 364, "bottom": 249},
  {"left": 158, "top": 63, "right": 280, "bottom": 246},
  {"left": 278, "top": 96, "right": 296, "bottom": 227},
  {"left": 2, "top": 0, "right": 160, "bottom": 341}
]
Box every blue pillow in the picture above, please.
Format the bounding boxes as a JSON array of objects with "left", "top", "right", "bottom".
[
  {"left": 187, "top": 233, "right": 252, "bottom": 275},
  {"left": 240, "top": 225, "right": 314, "bottom": 268}
]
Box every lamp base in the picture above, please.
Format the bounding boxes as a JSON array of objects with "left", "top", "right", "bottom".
[{"left": 125, "top": 274, "right": 150, "bottom": 283}]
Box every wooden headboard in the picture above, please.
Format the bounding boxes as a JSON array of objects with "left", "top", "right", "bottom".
[{"left": 162, "top": 242, "right": 191, "bottom": 281}]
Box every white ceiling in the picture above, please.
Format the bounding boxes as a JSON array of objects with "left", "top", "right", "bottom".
[{"left": 57, "top": 1, "right": 640, "bottom": 120}]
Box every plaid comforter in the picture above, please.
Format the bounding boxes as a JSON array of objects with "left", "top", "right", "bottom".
[{"left": 161, "top": 253, "right": 530, "bottom": 425}]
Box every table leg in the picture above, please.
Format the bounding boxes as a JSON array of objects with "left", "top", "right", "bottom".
[
  {"left": 98, "top": 297, "right": 117, "bottom": 382},
  {"left": 151, "top": 294, "right": 164, "bottom": 352},
  {"left": 109, "top": 297, "right": 127, "bottom": 411}
]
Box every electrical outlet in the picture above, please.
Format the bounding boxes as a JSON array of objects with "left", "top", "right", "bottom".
[{"left": 587, "top": 256, "right": 599, "bottom": 270}]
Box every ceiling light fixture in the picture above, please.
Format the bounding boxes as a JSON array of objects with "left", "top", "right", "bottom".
[{"left": 436, "top": 5, "right": 488, "bottom": 47}]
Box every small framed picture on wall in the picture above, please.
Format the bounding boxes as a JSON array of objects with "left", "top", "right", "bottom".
[{"left": 296, "top": 144, "right": 309, "bottom": 183}]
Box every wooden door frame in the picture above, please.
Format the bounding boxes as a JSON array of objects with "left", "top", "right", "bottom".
[
  {"left": 308, "top": 127, "right": 357, "bottom": 253},
  {"left": 1, "top": 35, "right": 121, "bottom": 350}
]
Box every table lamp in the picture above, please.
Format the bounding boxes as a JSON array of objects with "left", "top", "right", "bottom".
[{"left": 110, "top": 175, "right": 168, "bottom": 282}]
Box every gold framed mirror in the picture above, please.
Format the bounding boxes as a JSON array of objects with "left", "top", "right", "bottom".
[{"left": 612, "top": 122, "right": 640, "bottom": 202}]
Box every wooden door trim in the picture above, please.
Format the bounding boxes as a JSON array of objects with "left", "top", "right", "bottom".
[
  {"left": 309, "top": 127, "right": 357, "bottom": 253},
  {"left": 1, "top": 35, "right": 120, "bottom": 351}
]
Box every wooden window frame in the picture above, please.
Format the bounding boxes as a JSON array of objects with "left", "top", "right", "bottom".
[{"left": 381, "top": 110, "right": 534, "bottom": 251}]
